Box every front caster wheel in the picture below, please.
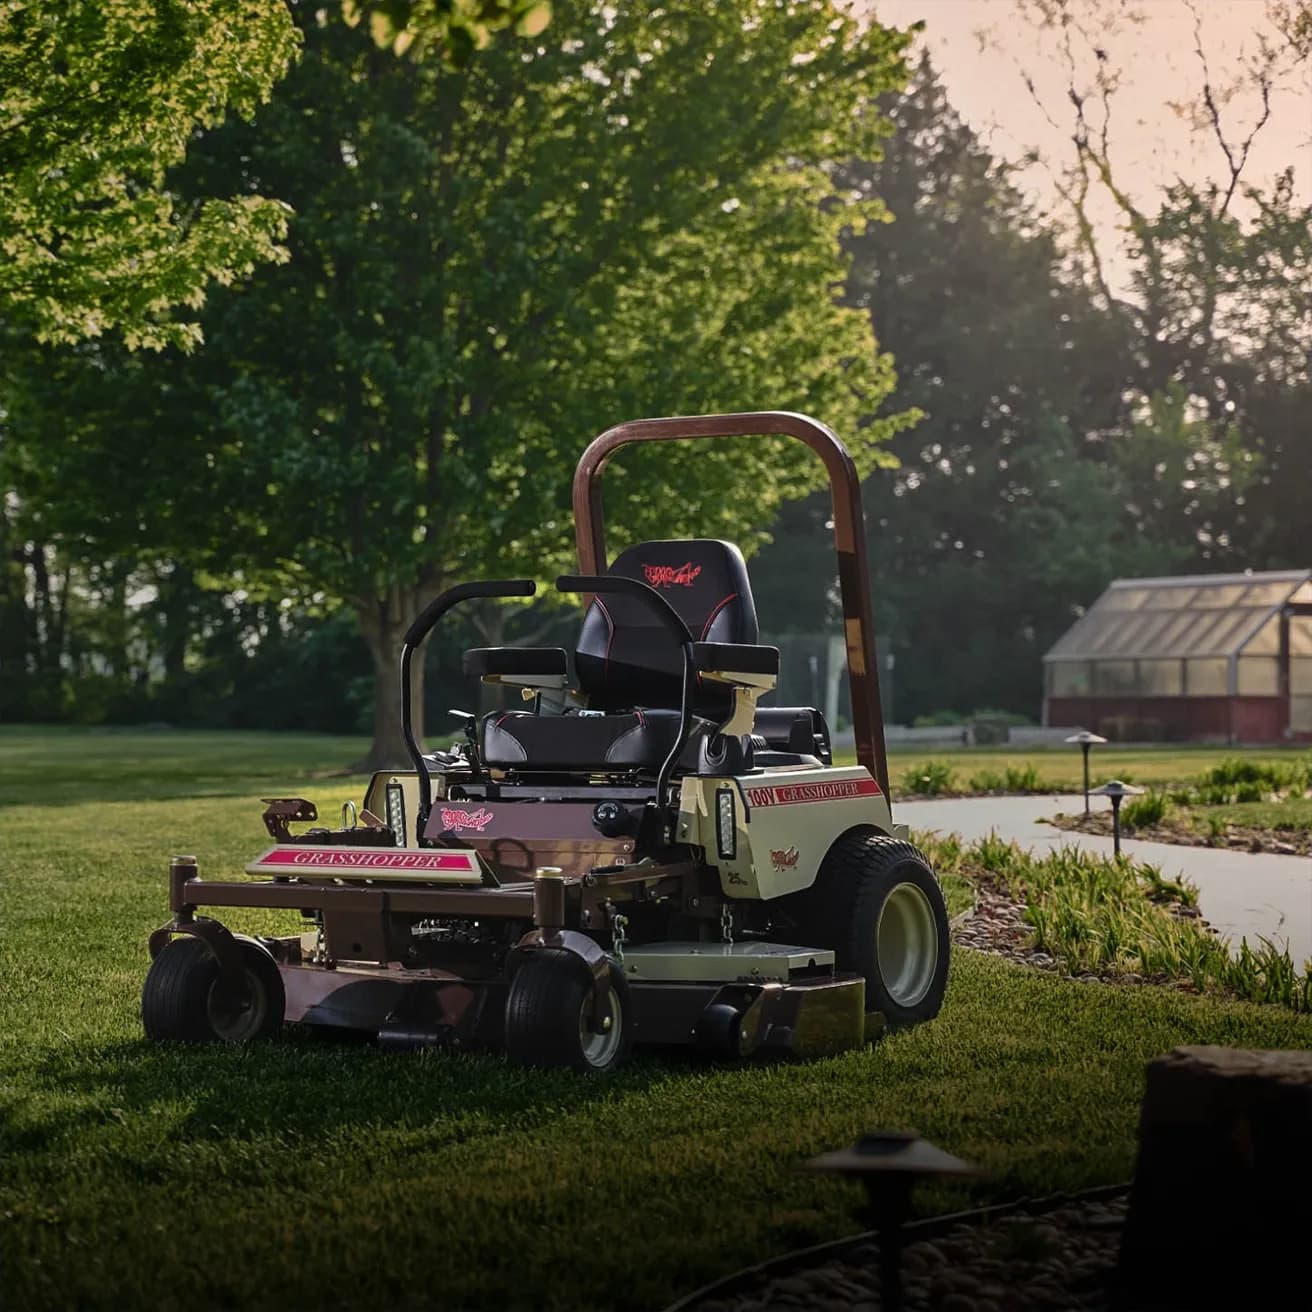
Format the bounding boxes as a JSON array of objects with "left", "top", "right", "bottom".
[
  {"left": 142, "top": 935, "right": 285, "bottom": 1043},
  {"left": 504, "top": 949, "right": 631, "bottom": 1073}
]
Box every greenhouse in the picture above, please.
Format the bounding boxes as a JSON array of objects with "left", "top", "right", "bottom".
[{"left": 1043, "top": 569, "right": 1312, "bottom": 742}]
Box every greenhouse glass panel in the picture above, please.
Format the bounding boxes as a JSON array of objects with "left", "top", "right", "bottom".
[
  {"left": 1195, "top": 608, "right": 1264, "bottom": 654},
  {"left": 1238, "top": 614, "right": 1281, "bottom": 655},
  {"left": 1093, "top": 660, "right": 1138, "bottom": 695},
  {"left": 1292, "top": 657, "right": 1312, "bottom": 694},
  {"left": 1138, "top": 660, "right": 1183, "bottom": 696},
  {"left": 1049, "top": 662, "right": 1090, "bottom": 696},
  {"left": 1239, "top": 581, "right": 1297, "bottom": 605},
  {"left": 1044, "top": 570, "right": 1312, "bottom": 674},
  {"left": 1170, "top": 611, "right": 1227, "bottom": 654},
  {"left": 1149, "top": 586, "right": 1197, "bottom": 609},
  {"left": 1293, "top": 697, "right": 1312, "bottom": 733},
  {"left": 1193, "top": 584, "right": 1247, "bottom": 608},
  {"left": 1185, "top": 658, "right": 1229, "bottom": 696},
  {"left": 1132, "top": 611, "right": 1180, "bottom": 654},
  {"left": 1150, "top": 610, "right": 1202, "bottom": 653},
  {"left": 1237, "top": 657, "right": 1279, "bottom": 696},
  {"left": 1102, "top": 612, "right": 1159, "bottom": 652},
  {"left": 1291, "top": 617, "right": 1312, "bottom": 657}
]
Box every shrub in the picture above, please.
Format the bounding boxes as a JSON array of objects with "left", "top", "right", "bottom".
[
  {"left": 1121, "top": 790, "right": 1169, "bottom": 831},
  {"left": 931, "top": 829, "right": 1308, "bottom": 1010},
  {"left": 1003, "top": 764, "right": 1043, "bottom": 792},
  {"left": 901, "top": 760, "right": 958, "bottom": 795}
]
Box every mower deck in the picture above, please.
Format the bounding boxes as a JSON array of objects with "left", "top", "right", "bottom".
[{"left": 268, "top": 934, "right": 867, "bottom": 1058}]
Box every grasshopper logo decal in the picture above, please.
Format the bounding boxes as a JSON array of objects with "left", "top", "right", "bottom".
[
  {"left": 440, "top": 806, "right": 495, "bottom": 833},
  {"left": 642, "top": 562, "right": 702, "bottom": 588}
]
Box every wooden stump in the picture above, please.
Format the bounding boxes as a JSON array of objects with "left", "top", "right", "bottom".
[{"left": 1118, "top": 1045, "right": 1312, "bottom": 1305}]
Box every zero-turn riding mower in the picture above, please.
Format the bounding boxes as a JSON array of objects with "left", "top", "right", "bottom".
[{"left": 142, "top": 412, "right": 950, "bottom": 1072}]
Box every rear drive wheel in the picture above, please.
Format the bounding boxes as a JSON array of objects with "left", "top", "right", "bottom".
[
  {"left": 784, "top": 832, "right": 949, "bottom": 1028},
  {"left": 142, "top": 935, "right": 285, "bottom": 1043},
  {"left": 504, "top": 949, "right": 631, "bottom": 1073}
]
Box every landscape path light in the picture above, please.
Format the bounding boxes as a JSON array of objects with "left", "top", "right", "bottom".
[
  {"left": 1064, "top": 730, "right": 1108, "bottom": 815},
  {"left": 805, "top": 1130, "right": 976, "bottom": 1312},
  {"left": 1089, "top": 778, "right": 1144, "bottom": 856}
]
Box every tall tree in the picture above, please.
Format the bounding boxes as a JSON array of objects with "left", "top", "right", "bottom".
[
  {"left": 0, "top": 0, "right": 298, "bottom": 349},
  {"left": 753, "top": 57, "right": 1188, "bottom": 720},
  {"left": 5, "top": 1, "right": 917, "bottom": 765}
]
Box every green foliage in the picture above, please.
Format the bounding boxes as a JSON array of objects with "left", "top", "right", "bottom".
[
  {"left": 916, "top": 829, "right": 1309, "bottom": 1011},
  {"left": 1002, "top": 764, "right": 1043, "bottom": 793},
  {"left": 1120, "top": 790, "right": 1169, "bottom": 831},
  {"left": 2, "top": 0, "right": 916, "bottom": 762},
  {"left": 345, "top": 0, "right": 552, "bottom": 62},
  {"left": 901, "top": 760, "right": 958, "bottom": 795},
  {"left": 0, "top": 0, "right": 298, "bottom": 349},
  {"left": 966, "top": 764, "right": 1048, "bottom": 794},
  {"left": 1200, "top": 756, "right": 1309, "bottom": 795}
]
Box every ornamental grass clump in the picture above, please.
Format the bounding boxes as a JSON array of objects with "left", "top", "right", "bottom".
[
  {"left": 1121, "top": 789, "right": 1170, "bottom": 831},
  {"left": 918, "top": 829, "right": 1310, "bottom": 1012},
  {"left": 902, "top": 760, "right": 957, "bottom": 795}
]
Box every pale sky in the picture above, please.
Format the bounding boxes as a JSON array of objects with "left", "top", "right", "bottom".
[{"left": 870, "top": 0, "right": 1311, "bottom": 280}]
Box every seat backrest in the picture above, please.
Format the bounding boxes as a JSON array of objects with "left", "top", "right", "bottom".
[{"left": 575, "top": 539, "right": 757, "bottom": 713}]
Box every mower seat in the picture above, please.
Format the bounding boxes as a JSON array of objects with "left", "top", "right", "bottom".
[
  {"left": 478, "top": 539, "right": 772, "bottom": 774},
  {"left": 483, "top": 708, "right": 701, "bottom": 771}
]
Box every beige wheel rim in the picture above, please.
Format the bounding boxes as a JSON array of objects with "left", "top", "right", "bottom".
[
  {"left": 876, "top": 881, "right": 938, "bottom": 1008},
  {"left": 578, "top": 983, "right": 623, "bottom": 1068}
]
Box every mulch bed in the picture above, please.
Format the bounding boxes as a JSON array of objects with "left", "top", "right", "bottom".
[
  {"left": 673, "top": 1191, "right": 1132, "bottom": 1312},
  {"left": 1049, "top": 810, "right": 1310, "bottom": 857},
  {"left": 670, "top": 891, "right": 1184, "bottom": 1312}
]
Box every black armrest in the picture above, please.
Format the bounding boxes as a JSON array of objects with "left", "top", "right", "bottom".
[
  {"left": 462, "top": 647, "right": 568, "bottom": 678},
  {"left": 692, "top": 643, "right": 779, "bottom": 676}
]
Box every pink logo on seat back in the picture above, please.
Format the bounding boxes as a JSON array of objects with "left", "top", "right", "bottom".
[
  {"left": 643, "top": 562, "right": 702, "bottom": 588},
  {"left": 440, "top": 806, "right": 494, "bottom": 833}
]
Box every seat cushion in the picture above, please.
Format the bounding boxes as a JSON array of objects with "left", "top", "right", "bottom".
[{"left": 482, "top": 708, "right": 689, "bottom": 772}]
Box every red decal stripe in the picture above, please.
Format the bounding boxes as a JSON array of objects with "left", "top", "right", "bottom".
[
  {"left": 743, "top": 777, "right": 882, "bottom": 808},
  {"left": 256, "top": 848, "right": 476, "bottom": 872}
]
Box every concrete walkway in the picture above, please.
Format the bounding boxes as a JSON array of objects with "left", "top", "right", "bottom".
[{"left": 895, "top": 793, "right": 1312, "bottom": 968}]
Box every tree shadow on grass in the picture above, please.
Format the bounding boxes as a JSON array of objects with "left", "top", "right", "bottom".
[
  {"left": 10, "top": 1027, "right": 715, "bottom": 1162},
  {"left": 1, "top": 773, "right": 366, "bottom": 810}
]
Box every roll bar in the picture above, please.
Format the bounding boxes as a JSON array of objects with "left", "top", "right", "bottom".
[{"left": 571, "top": 411, "right": 890, "bottom": 795}]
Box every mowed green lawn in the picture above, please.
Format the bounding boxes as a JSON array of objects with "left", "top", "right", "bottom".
[
  {"left": 4, "top": 728, "right": 1312, "bottom": 1312},
  {"left": 877, "top": 741, "right": 1311, "bottom": 791}
]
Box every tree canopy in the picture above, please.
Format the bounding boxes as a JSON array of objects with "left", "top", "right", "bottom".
[
  {"left": 0, "top": 0, "right": 299, "bottom": 349},
  {"left": 2, "top": 0, "right": 917, "bottom": 764}
]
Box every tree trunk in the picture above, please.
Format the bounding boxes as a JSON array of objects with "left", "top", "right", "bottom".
[
  {"left": 470, "top": 600, "right": 508, "bottom": 717},
  {"left": 0, "top": 508, "right": 33, "bottom": 712},
  {"left": 354, "top": 587, "right": 425, "bottom": 773}
]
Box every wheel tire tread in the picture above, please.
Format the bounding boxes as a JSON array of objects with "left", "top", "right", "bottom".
[
  {"left": 504, "top": 949, "right": 629, "bottom": 1073},
  {"left": 788, "top": 831, "right": 949, "bottom": 1028},
  {"left": 141, "top": 937, "right": 218, "bottom": 1042}
]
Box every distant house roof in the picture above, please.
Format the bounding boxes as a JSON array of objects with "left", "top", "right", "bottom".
[{"left": 1043, "top": 569, "right": 1312, "bottom": 664}]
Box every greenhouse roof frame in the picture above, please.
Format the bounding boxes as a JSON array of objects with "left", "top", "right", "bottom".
[{"left": 1044, "top": 569, "right": 1312, "bottom": 665}]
